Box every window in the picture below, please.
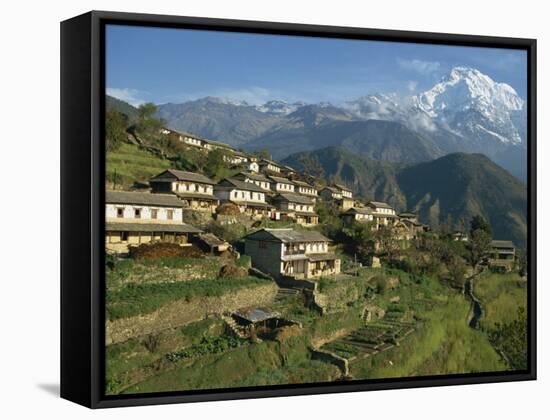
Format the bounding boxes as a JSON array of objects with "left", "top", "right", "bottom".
[
  {"left": 121, "top": 232, "right": 129, "bottom": 242},
  {"left": 167, "top": 209, "right": 174, "bottom": 220},
  {"left": 259, "top": 241, "right": 267, "bottom": 249},
  {"left": 116, "top": 207, "right": 124, "bottom": 218},
  {"left": 151, "top": 209, "right": 158, "bottom": 219},
  {"left": 134, "top": 208, "right": 141, "bottom": 219}
]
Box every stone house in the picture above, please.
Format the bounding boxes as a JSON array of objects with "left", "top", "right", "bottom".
[
  {"left": 340, "top": 207, "right": 374, "bottom": 224},
  {"left": 258, "top": 158, "right": 282, "bottom": 174},
  {"left": 244, "top": 229, "right": 341, "bottom": 279},
  {"left": 149, "top": 169, "right": 218, "bottom": 213},
  {"left": 293, "top": 179, "right": 318, "bottom": 200},
  {"left": 488, "top": 240, "right": 516, "bottom": 272},
  {"left": 105, "top": 191, "right": 201, "bottom": 253},
  {"left": 214, "top": 178, "right": 276, "bottom": 219},
  {"left": 366, "top": 201, "right": 397, "bottom": 228},
  {"left": 319, "top": 186, "right": 354, "bottom": 210},
  {"left": 268, "top": 175, "right": 296, "bottom": 193},
  {"left": 271, "top": 193, "right": 319, "bottom": 226},
  {"left": 232, "top": 172, "right": 271, "bottom": 191}
]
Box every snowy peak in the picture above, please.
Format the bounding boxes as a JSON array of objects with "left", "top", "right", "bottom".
[
  {"left": 416, "top": 66, "right": 524, "bottom": 117},
  {"left": 254, "top": 100, "right": 306, "bottom": 115}
]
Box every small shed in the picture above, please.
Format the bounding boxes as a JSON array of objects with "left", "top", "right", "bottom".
[{"left": 195, "top": 233, "right": 231, "bottom": 255}]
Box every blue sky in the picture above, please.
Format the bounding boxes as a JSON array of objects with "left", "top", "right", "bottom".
[{"left": 106, "top": 24, "right": 527, "bottom": 106}]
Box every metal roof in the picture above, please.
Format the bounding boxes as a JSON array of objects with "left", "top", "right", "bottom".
[
  {"left": 149, "top": 169, "right": 215, "bottom": 185},
  {"left": 234, "top": 308, "right": 280, "bottom": 323},
  {"left": 491, "top": 240, "right": 515, "bottom": 249},
  {"left": 273, "top": 193, "right": 314, "bottom": 205},
  {"left": 367, "top": 201, "right": 393, "bottom": 209},
  {"left": 217, "top": 178, "right": 267, "bottom": 193},
  {"left": 106, "top": 191, "right": 183, "bottom": 207},
  {"left": 245, "top": 228, "right": 331, "bottom": 243}
]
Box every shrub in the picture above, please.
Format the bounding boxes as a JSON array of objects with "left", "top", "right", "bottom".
[
  {"left": 129, "top": 242, "right": 204, "bottom": 260},
  {"left": 218, "top": 264, "right": 248, "bottom": 279},
  {"left": 142, "top": 333, "right": 162, "bottom": 353}
]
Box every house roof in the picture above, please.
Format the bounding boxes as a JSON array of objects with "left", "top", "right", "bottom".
[
  {"left": 333, "top": 183, "right": 352, "bottom": 192},
  {"left": 198, "top": 233, "right": 228, "bottom": 247},
  {"left": 106, "top": 191, "right": 183, "bottom": 208},
  {"left": 321, "top": 186, "right": 341, "bottom": 194},
  {"left": 259, "top": 158, "right": 280, "bottom": 167},
  {"left": 399, "top": 212, "right": 417, "bottom": 218},
  {"left": 149, "top": 169, "right": 215, "bottom": 185},
  {"left": 341, "top": 207, "right": 373, "bottom": 215},
  {"left": 234, "top": 172, "right": 269, "bottom": 182},
  {"left": 293, "top": 180, "right": 316, "bottom": 189},
  {"left": 491, "top": 240, "right": 515, "bottom": 249},
  {"left": 106, "top": 222, "right": 201, "bottom": 234},
  {"left": 272, "top": 193, "right": 314, "bottom": 205},
  {"left": 217, "top": 178, "right": 267, "bottom": 193},
  {"left": 245, "top": 228, "right": 331, "bottom": 243},
  {"left": 268, "top": 175, "right": 295, "bottom": 185},
  {"left": 203, "top": 138, "right": 236, "bottom": 150},
  {"left": 234, "top": 308, "right": 280, "bottom": 323},
  {"left": 367, "top": 201, "right": 393, "bottom": 209}
]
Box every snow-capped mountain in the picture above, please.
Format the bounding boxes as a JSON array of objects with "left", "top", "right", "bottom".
[
  {"left": 254, "top": 100, "right": 307, "bottom": 115},
  {"left": 345, "top": 67, "right": 526, "bottom": 147},
  {"left": 413, "top": 67, "right": 525, "bottom": 146}
]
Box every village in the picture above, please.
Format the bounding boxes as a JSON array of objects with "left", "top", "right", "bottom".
[{"left": 105, "top": 126, "right": 524, "bottom": 395}]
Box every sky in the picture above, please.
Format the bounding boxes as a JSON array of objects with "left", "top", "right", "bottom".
[{"left": 106, "top": 24, "right": 528, "bottom": 107}]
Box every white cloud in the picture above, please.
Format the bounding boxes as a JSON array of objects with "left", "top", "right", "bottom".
[
  {"left": 407, "top": 81, "right": 418, "bottom": 93},
  {"left": 106, "top": 87, "right": 147, "bottom": 107},
  {"left": 398, "top": 58, "right": 441, "bottom": 75}
]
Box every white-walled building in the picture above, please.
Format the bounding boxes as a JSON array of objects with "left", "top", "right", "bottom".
[
  {"left": 232, "top": 172, "right": 271, "bottom": 191},
  {"left": 258, "top": 158, "right": 282, "bottom": 174},
  {"left": 293, "top": 179, "right": 318, "bottom": 199},
  {"left": 149, "top": 169, "right": 218, "bottom": 212},
  {"left": 105, "top": 191, "right": 201, "bottom": 253},
  {"left": 214, "top": 178, "right": 275, "bottom": 218},
  {"left": 244, "top": 229, "right": 340, "bottom": 279},
  {"left": 271, "top": 193, "right": 319, "bottom": 226},
  {"left": 340, "top": 207, "right": 374, "bottom": 224},
  {"left": 268, "top": 175, "right": 295, "bottom": 193},
  {"left": 366, "top": 201, "right": 397, "bottom": 228},
  {"left": 334, "top": 183, "right": 353, "bottom": 199}
]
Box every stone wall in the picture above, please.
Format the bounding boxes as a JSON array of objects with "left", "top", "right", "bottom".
[{"left": 106, "top": 282, "right": 278, "bottom": 344}]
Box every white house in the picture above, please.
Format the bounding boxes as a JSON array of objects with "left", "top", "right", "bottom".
[
  {"left": 244, "top": 229, "right": 340, "bottom": 279},
  {"left": 214, "top": 178, "right": 275, "bottom": 218},
  {"left": 258, "top": 158, "right": 282, "bottom": 174},
  {"left": 271, "top": 193, "right": 319, "bottom": 226},
  {"left": 268, "top": 175, "right": 295, "bottom": 193},
  {"left": 334, "top": 183, "right": 353, "bottom": 199},
  {"left": 149, "top": 169, "right": 218, "bottom": 212},
  {"left": 366, "top": 201, "right": 397, "bottom": 228},
  {"left": 293, "top": 179, "right": 318, "bottom": 199},
  {"left": 232, "top": 172, "right": 271, "bottom": 191},
  {"left": 105, "top": 191, "right": 201, "bottom": 253},
  {"left": 340, "top": 207, "right": 374, "bottom": 224}
]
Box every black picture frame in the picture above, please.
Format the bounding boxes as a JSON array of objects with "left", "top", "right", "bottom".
[{"left": 60, "top": 10, "right": 537, "bottom": 409}]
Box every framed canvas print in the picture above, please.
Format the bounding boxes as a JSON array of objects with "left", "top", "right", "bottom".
[{"left": 60, "top": 11, "right": 536, "bottom": 408}]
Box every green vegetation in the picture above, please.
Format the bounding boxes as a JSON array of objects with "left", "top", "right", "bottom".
[
  {"left": 166, "top": 335, "right": 248, "bottom": 362},
  {"left": 350, "top": 294, "right": 506, "bottom": 379},
  {"left": 107, "top": 276, "right": 270, "bottom": 320},
  {"left": 106, "top": 142, "right": 170, "bottom": 187}
]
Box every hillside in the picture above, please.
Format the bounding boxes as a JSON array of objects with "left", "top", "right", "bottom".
[
  {"left": 106, "top": 95, "right": 139, "bottom": 122},
  {"left": 284, "top": 149, "right": 527, "bottom": 247},
  {"left": 397, "top": 153, "right": 527, "bottom": 248},
  {"left": 283, "top": 146, "right": 406, "bottom": 209},
  {"left": 156, "top": 97, "right": 280, "bottom": 146},
  {"left": 247, "top": 119, "right": 444, "bottom": 162}
]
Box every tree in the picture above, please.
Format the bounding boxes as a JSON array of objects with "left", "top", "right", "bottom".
[
  {"left": 447, "top": 255, "right": 467, "bottom": 289},
  {"left": 465, "top": 228, "right": 492, "bottom": 272},
  {"left": 376, "top": 225, "right": 401, "bottom": 262},
  {"left": 105, "top": 110, "right": 128, "bottom": 152},
  {"left": 135, "top": 102, "right": 165, "bottom": 135},
  {"left": 253, "top": 149, "right": 271, "bottom": 160},
  {"left": 488, "top": 307, "right": 528, "bottom": 370},
  {"left": 341, "top": 221, "right": 376, "bottom": 263},
  {"left": 517, "top": 249, "right": 528, "bottom": 277},
  {"left": 204, "top": 148, "right": 228, "bottom": 179},
  {"left": 470, "top": 215, "right": 492, "bottom": 237},
  {"left": 298, "top": 154, "right": 325, "bottom": 179}
]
